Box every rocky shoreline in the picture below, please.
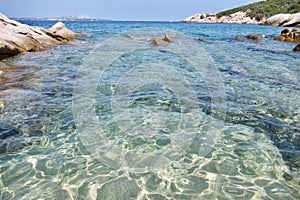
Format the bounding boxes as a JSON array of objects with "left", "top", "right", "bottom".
[
  {"left": 264, "top": 13, "right": 300, "bottom": 26},
  {"left": 183, "top": 11, "right": 260, "bottom": 24},
  {"left": 1, "top": 10, "right": 299, "bottom": 61},
  {"left": 183, "top": 11, "right": 300, "bottom": 27},
  {"left": 0, "top": 13, "right": 82, "bottom": 60},
  {"left": 242, "top": 29, "right": 300, "bottom": 52},
  {"left": 184, "top": 11, "right": 300, "bottom": 51}
]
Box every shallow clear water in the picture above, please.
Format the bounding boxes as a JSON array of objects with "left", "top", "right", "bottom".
[{"left": 0, "top": 21, "right": 300, "bottom": 199}]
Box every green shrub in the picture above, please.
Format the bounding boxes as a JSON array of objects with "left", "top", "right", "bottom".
[{"left": 216, "top": 0, "right": 300, "bottom": 19}]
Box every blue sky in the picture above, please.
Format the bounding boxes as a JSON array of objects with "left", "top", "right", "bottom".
[{"left": 0, "top": 0, "right": 262, "bottom": 20}]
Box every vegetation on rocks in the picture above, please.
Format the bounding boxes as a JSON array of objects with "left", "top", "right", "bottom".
[{"left": 217, "top": 0, "right": 300, "bottom": 20}]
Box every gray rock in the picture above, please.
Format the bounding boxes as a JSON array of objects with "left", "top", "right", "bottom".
[
  {"left": 183, "top": 11, "right": 259, "bottom": 24},
  {"left": 152, "top": 38, "right": 168, "bottom": 46},
  {"left": 0, "top": 12, "right": 81, "bottom": 60},
  {"left": 48, "top": 21, "right": 83, "bottom": 38},
  {"left": 265, "top": 13, "right": 293, "bottom": 26},
  {"left": 152, "top": 33, "right": 174, "bottom": 46},
  {"left": 163, "top": 33, "right": 174, "bottom": 42},
  {"left": 265, "top": 12, "right": 300, "bottom": 27},
  {"left": 282, "top": 12, "right": 300, "bottom": 27},
  {"left": 0, "top": 41, "right": 22, "bottom": 58}
]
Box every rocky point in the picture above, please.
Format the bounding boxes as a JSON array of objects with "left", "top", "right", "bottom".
[{"left": 0, "top": 12, "right": 82, "bottom": 60}]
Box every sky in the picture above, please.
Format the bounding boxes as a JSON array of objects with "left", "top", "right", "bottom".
[{"left": 0, "top": 0, "right": 262, "bottom": 21}]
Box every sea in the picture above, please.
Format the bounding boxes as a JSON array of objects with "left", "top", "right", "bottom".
[{"left": 0, "top": 20, "right": 300, "bottom": 199}]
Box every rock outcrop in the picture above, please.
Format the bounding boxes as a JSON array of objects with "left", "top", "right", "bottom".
[
  {"left": 163, "top": 33, "right": 174, "bottom": 43},
  {"left": 0, "top": 12, "right": 82, "bottom": 60},
  {"left": 152, "top": 33, "right": 174, "bottom": 46},
  {"left": 264, "top": 12, "right": 300, "bottom": 27},
  {"left": 152, "top": 38, "right": 169, "bottom": 46},
  {"left": 272, "top": 28, "right": 300, "bottom": 51},
  {"left": 48, "top": 21, "right": 82, "bottom": 38},
  {"left": 264, "top": 13, "right": 293, "bottom": 26},
  {"left": 183, "top": 11, "right": 300, "bottom": 27},
  {"left": 218, "top": 11, "right": 259, "bottom": 24},
  {"left": 183, "top": 13, "right": 218, "bottom": 23},
  {"left": 183, "top": 11, "right": 259, "bottom": 24},
  {"left": 273, "top": 28, "right": 300, "bottom": 43},
  {"left": 246, "top": 34, "right": 262, "bottom": 40},
  {"left": 293, "top": 44, "right": 300, "bottom": 52}
]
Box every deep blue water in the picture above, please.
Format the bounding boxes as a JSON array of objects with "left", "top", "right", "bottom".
[{"left": 0, "top": 20, "right": 299, "bottom": 199}]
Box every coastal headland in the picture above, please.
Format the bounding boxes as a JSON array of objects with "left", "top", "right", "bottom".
[
  {"left": 183, "top": 0, "right": 300, "bottom": 27},
  {"left": 183, "top": 11, "right": 300, "bottom": 27}
]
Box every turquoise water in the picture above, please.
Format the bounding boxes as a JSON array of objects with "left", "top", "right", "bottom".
[{"left": 0, "top": 21, "right": 300, "bottom": 199}]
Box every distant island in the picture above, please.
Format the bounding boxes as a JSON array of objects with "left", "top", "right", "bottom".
[
  {"left": 183, "top": 0, "right": 300, "bottom": 26},
  {"left": 12, "top": 15, "right": 111, "bottom": 21}
]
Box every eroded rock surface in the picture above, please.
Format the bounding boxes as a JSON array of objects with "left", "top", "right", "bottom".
[
  {"left": 0, "top": 12, "right": 82, "bottom": 59},
  {"left": 264, "top": 12, "right": 300, "bottom": 27}
]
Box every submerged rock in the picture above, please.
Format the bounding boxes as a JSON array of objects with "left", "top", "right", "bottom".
[
  {"left": 198, "top": 37, "right": 207, "bottom": 41},
  {"left": 235, "top": 36, "right": 244, "bottom": 41},
  {"left": 0, "top": 12, "right": 82, "bottom": 60},
  {"left": 0, "top": 127, "right": 19, "bottom": 139},
  {"left": 292, "top": 136, "right": 300, "bottom": 146},
  {"left": 231, "top": 66, "right": 247, "bottom": 74}
]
